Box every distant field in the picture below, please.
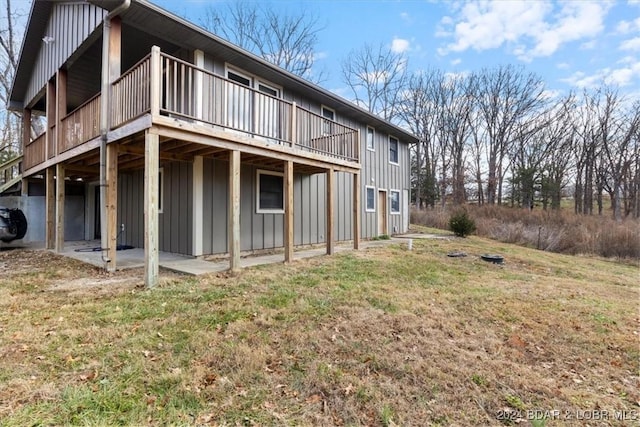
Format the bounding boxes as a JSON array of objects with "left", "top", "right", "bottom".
[{"left": 0, "top": 229, "right": 638, "bottom": 426}]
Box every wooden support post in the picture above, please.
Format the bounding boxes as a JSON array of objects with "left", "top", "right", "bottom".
[
  {"left": 46, "top": 79, "right": 56, "bottom": 159},
  {"left": 144, "top": 130, "right": 159, "bottom": 287},
  {"left": 22, "top": 108, "right": 31, "bottom": 150},
  {"left": 326, "top": 168, "right": 335, "bottom": 255},
  {"left": 284, "top": 160, "right": 294, "bottom": 263},
  {"left": 192, "top": 155, "right": 204, "bottom": 256},
  {"left": 109, "top": 16, "right": 122, "bottom": 81},
  {"left": 106, "top": 143, "right": 118, "bottom": 271},
  {"left": 45, "top": 167, "right": 55, "bottom": 249},
  {"left": 353, "top": 171, "right": 360, "bottom": 250},
  {"left": 228, "top": 150, "right": 241, "bottom": 271},
  {"left": 56, "top": 69, "right": 67, "bottom": 155},
  {"left": 150, "top": 46, "right": 161, "bottom": 119},
  {"left": 55, "top": 163, "right": 65, "bottom": 252}
]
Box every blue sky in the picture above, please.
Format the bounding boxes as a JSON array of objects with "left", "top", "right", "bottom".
[{"left": 154, "top": 0, "right": 640, "bottom": 101}]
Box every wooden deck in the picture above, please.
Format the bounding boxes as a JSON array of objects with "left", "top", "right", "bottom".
[{"left": 22, "top": 47, "right": 360, "bottom": 179}]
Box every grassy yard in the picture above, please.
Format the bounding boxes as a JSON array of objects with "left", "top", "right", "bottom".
[{"left": 0, "top": 230, "right": 638, "bottom": 426}]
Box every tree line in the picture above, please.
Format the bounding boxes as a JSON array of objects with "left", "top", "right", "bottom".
[{"left": 341, "top": 49, "right": 639, "bottom": 221}]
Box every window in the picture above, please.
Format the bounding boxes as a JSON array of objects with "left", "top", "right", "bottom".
[
  {"left": 321, "top": 106, "right": 335, "bottom": 135},
  {"left": 257, "top": 170, "right": 284, "bottom": 213},
  {"left": 226, "top": 69, "right": 253, "bottom": 132},
  {"left": 390, "top": 190, "right": 400, "bottom": 214},
  {"left": 365, "top": 186, "right": 375, "bottom": 212},
  {"left": 389, "top": 136, "right": 399, "bottom": 164},
  {"left": 366, "top": 127, "right": 375, "bottom": 151}
]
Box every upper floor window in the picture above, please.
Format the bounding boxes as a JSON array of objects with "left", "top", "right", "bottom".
[
  {"left": 227, "top": 70, "right": 252, "bottom": 87},
  {"left": 321, "top": 106, "right": 335, "bottom": 135},
  {"left": 389, "top": 136, "right": 399, "bottom": 164},
  {"left": 366, "top": 127, "right": 375, "bottom": 151}
]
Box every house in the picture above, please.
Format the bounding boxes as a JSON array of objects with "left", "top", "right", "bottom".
[{"left": 6, "top": 0, "right": 418, "bottom": 286}]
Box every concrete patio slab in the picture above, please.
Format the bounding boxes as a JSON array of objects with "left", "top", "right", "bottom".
[{"left": 12, "top": 236, "right": 414, "bottom": 276}]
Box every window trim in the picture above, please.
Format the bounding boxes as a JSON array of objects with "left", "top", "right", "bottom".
[
  {"left": 256, "top": 169, "right": 285, "bottom": 214},
  {"left": 389, "top": 135, "right": 399, "bottom": 165},
  {"left": 366, "top": 126, "right": 375, "bottom": 151},
  {"left": 390, "top": 189, "right": 401, "bottom": 215},
  {"left": 365, "top": 185, "right": 376, "bottom": 212},
  {"left": 321, "top": 105, "right": 336, "bottom": 136}
]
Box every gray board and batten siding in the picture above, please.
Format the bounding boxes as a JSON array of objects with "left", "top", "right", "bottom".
[
  {"left": 116, "top": 159, "right": 358, "bottom": 257},
  {"left": 17, "top": 2, "right": 107, "bottom": 109}
]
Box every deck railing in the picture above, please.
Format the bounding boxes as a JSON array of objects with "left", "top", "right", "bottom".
[
  {"left": 111, "top": 54, "right": 151, "bottom": 126},
  {"left": 23, "top": 133, "right": 46, "bottom": 171},
  {"left": 59, "top": 94, "right": 101, "bottom": 153},
  {"left": 23, "top": 47, "right": 360, "bottom": 172},
  {"left": 0, "top": 155, "right": 23, "bottom": 194}
]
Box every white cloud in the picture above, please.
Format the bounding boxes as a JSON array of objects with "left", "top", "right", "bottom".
[
  {"left": 450, "top": 58, "right": 462, "bottom": 66},
  {"left": 616, "top": 17, "right": 640, "bottom": 34},
  {"left": 400, "top": 12, "right": 413, "bottom": 24},
  {"left": 620, "top": 37, "right": 640, "bottom": 51},
  {"left": 557, "top": 62, "right": 570, "bottom": 70},
  {"left": 391, "top": 37, "right": 410, "bottom": 54},
  {"left": 437, "top": 0, "right": 609, "bottom": 61},
  {"left": 561, "top": 60, "right": 640, "bottom": 88}
]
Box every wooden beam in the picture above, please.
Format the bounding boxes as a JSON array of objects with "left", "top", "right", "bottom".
[
  {"left": 144, "top": 130, "right": 159, "bottom": 287},
  {"left": 284, "top": 160, "right": 294, "bottom": 263},
  {"left": 353, "top": 171, "right": 360, "bottom": 250},
  {"left": 228, "top": 150, "right": 241, "bottom": 271},
  {"left": 56, "top": 69, "right": 67, "bottom": 158},
  {"left": 46, "top": 79, "right": 56, "bottom": 159},
  {"left": 326, "top": 168, "right": 334, "bottom": 255},
  {"left": 106, "top": 143, "right": 118, "bottom": 271},
  {"left": 118, "top": 144, "right": 192, "bottom": 162},
  {"left": 109, "top": 16, "right": 122, "bottom": 82},
  {"left": 192, "top": 155, "right": 203, "bottom": 256},
  {"left": 150, "top": 46, "right": 161, "bottom": 118},
  {"left": 22, "top": 108, "right": 31, "bottom": 149},
  {"left": 45, "top": 167, "right": 55, "bottom": 249},
  {"left": 153, "top": 117, "right": 361, "bottom": 173},
  {"left": 55, "top": 163, "right": 65, "bottom": 252}
]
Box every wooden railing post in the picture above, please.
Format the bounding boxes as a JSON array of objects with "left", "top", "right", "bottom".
[
  {"left": 290, "top": 102, "right": 297, "bottom": 146},
  {"left": 150, "top": 46, "right": 161, "bottom": 119},
  {"left": 56, "top": 69, "right": 67, "bottom": 158}
]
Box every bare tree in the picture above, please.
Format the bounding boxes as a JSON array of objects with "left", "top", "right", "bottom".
[
  {"left": 200, "top": 1, "right": 325, "bottom": 82},
  {"left": 398, "top": 71, "right": 441, "bottom": 208},
  {"left": 341, "top": 42, "right": 408, "bottom": 122},
  {"left": 0, "top": 0, "right": 23, "bottom": 162},
  {"left": 472, "top": 65, "right": 546, "bottom": 205}
]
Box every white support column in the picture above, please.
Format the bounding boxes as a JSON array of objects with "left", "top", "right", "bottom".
[
  {"left": 284, "top": 160, "right": 294, "bottom": 263},
  {"left": 194, "top": 49, "right": 204, "bottom": 121},
  {"left": 144, "top": 130, "right": 160, "bottom": 287},
  {"left": 326, "top": 168, "right": 335, "bottom": 255},
  {"left": 192, "top": 155, "right": 204, "bottom": 256},
  {"left": 55, "top": 163, "right": 65, "bottom": 252},
  {"left": 353, "top": 171, "right": 360, "bottom": 250},
  {"left": 45, "top": 167, "right": 55, "bottom": 250},
  {"left": 228, "top": 150, "right": 241, "bottom": 271}
]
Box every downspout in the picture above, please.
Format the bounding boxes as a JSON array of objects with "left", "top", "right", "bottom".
[{"left": 100, "top": 0, "right": 130, "bottom": 267}]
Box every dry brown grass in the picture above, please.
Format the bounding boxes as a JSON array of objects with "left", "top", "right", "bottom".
[
  {"left": 0, "top": 237, "right": 638, "bottom": 426},
  {"left": 411, "top": 205, "right": 640, "bottom": 259}
]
